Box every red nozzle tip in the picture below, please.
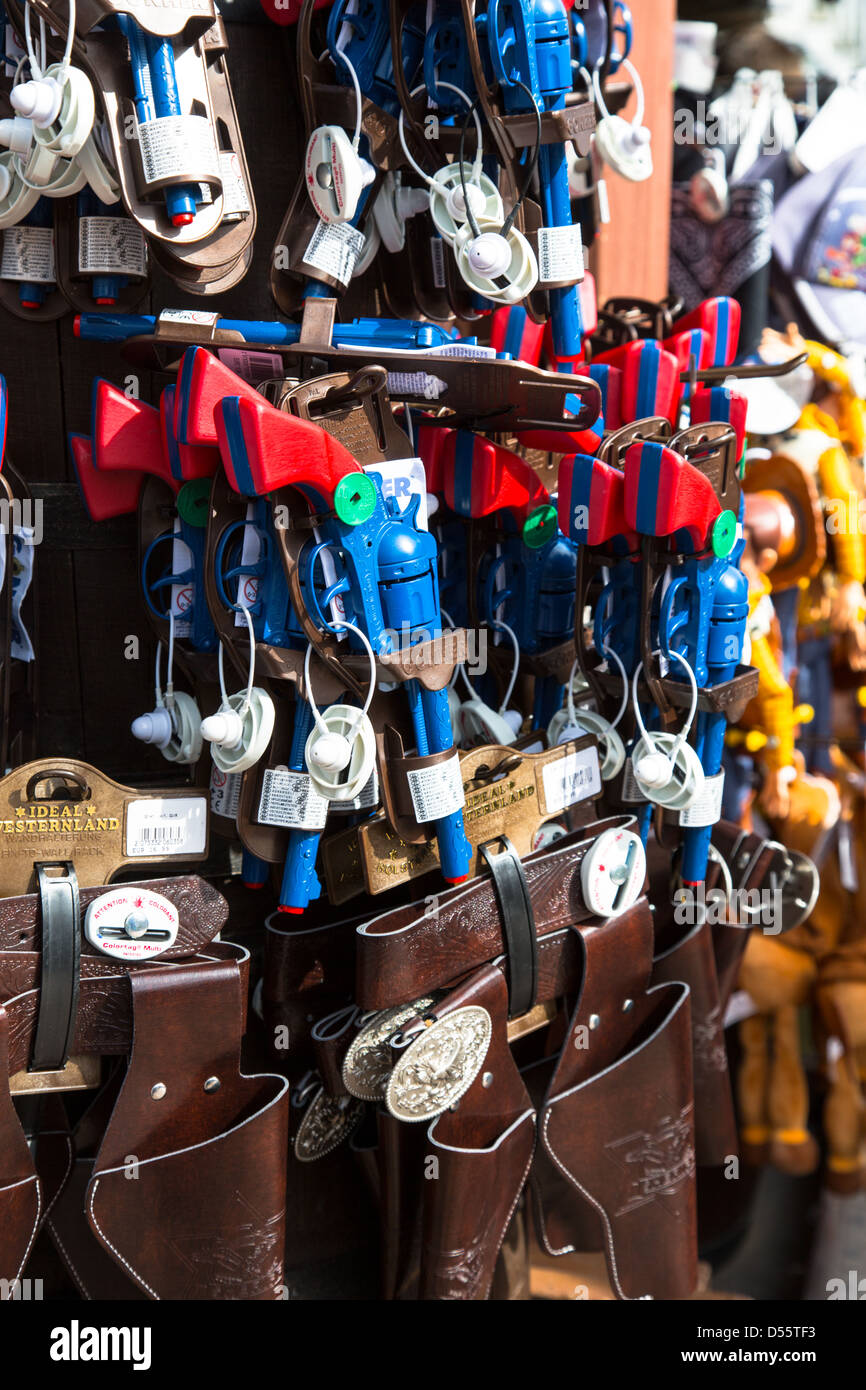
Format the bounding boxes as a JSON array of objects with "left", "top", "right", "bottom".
[
  {"left": 444, "top": 875, "right": 469, "bottom": 885},
  {"left": 21, "top": 300, "right": 39, "bottom": 310},
  {"left": 95, "top": 297, "right": 116, "bottom": 306},
  {"left": 242, "top": 881, "right": 264, "bottom": 891},
  {"left": 73, "top": 315, "right": 81, "bottom": 338},
  {"left": 277, "top": 904, "right": 304, "bottom": 914},
  {"left": 172, "top": 212, "right": 195, "bottom": 227}
]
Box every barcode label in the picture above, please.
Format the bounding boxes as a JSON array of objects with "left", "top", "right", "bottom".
[
  {"left": 302, "top": 220, "right": 365, "bottom": 286},
  {"left": 406, "top": 753, "right": 465, "bottom": 824},
  {"left": 218, "top": 349, "right": 283, "bottom": 385},
  {"left": 679, "top": 771, "right": 725, "bottom": 828},
  {"left": 125, "top": 796, "right": 207, "bottom": 858},
  {"left": 430, "top": 235, "right": 446, "bottom": 288},
  {"left": 210, "top": 766, "right": 241, "bottom": 819},
  {"left": 541, "top": 745, "right": 601, "bottom": 815},
  {"left": 620, "top": 756, "right": 644, "bottom": 803},
  {"left": 537, "top": 224, "right": 584, "bottom": 285},
  {"left": 258, "top": 768, "right": 329, "bottom": 830}
]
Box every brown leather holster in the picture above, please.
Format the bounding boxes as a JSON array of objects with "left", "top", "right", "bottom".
[{"left": 537, "top": 908, "right": 697, "bottom": 1301}]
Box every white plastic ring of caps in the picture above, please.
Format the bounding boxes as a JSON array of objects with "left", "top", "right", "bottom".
[
  {"left": 580, "top": 826, "right": 646, "bottom": 918},
  {"left": 84, "top": 886, "right": 179, "bottom": 961}
]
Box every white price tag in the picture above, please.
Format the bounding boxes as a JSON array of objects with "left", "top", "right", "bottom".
[
  {"left": 679, "top": 771, "right": 725, "bottom": 828},
  {"left": 218, "top": 348, "right": 284, "bottom": 385},
  {"left": 1, "top": 226, "right": 55, "bottom": 283},
  {"left": 541, "top": 744, "right": 601, "bottom": 815},
  {"left": 386, "top": 371, "right": 447, "bottom": 400},
  {"left": 159, "top": 309, "right": 219, "bottom": 327},
  {"left": 328, "top": 768, "right": 379, "bottom": 813},
  {"left": 406, "top": 753, "right": 465, "bottom": 824},
  {"left": 170, "top": 528, "right": 193, "bottom": 638},
  {"left": 620, "top": 755, "right": 644, "bottom": 803},
  {"left": 137, "top": 115, "right": 220, "bottom": 188},
  {"left": 537, "top": 224, "right": 584, "bottom": 285},
  {"left": 302, "top": 220, "right": 365, "bottom": 286},
  {"left": 210, "top": 766, "right": 241, "bottom": 819},
  {"left": 364, "top": 458, "right": 428, "bottom": 528},
  {"left": 258, "top": 768, "right": 329, "bottom": 830},
  {"left": 217, "top": 150, "right": 250, "bottom": 219},
  {"left": 78, "top": 217, "right": 147, "bottom": 277},
  {"left": 125, "top": 796, "right": 207, "bottom": 858}
]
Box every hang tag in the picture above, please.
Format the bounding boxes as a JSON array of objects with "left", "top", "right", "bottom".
[
  {"left": 620, "top": 756, "right": 644, "bottom": 803},
  {"left": 125, "top": 795, "right": 207, "bottom": 857},
  {"left": 407, "top": 753, "right": 465, "bottom": 823},
  {"left": 303, "top": 220, "right": 366, "bottom": 286},
  {"left": 217, "top": 348, "right": 284, "bottom": 385},
  {"left": 536, "top": 224, "right": 584, "bottom": 285},
  {"left": 430, "top": 236, "right": 446, "bottom": 288},
  {"left": 1, "top": 226, "right": 55, "bottom": 283},
  {"left": 217, "top": 150, "right": 250, "bottom": 219},
  {"left": 385, "top": 371, "right": 448, "bottom": 401},
  {"left": 137, "top": 115, "right": 220, "bottom": 188},
  {"left": 209, "top": 765, "right": 241, "bottom": 819},
  {"left": 540, "top": 743, "right": 602, "bottom": 815},
  {"left": 258, "top": 767, "right": 329, "bottom": 831},
  {"left": 678, "top": 771, "right": 724, "bottom": 827},
  {"left": 234, "top": 504, "right": 262, "bottom": 628},
  {"left": 159, "top": 309, "right": 218, "bottom": 327},
  {"left": 364, "top": 458, "right": 428, "bottom": 528},
  {"left": 84, "top": 885, "right": 179, "bottom": 961},
  {"left": 170, "top": 527, "right": 194, "bottom": 637},
  {"left": 78, "top": 217, "right": 147, "bottom": 277}
]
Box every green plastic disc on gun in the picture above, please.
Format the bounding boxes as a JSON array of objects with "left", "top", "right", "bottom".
[
  {"left": 710, "top": 509, "right": 738, "bottom": 558},
  {"left": 522, "top": 504, "right": 557, "bottom": 550},
  {"left": 334, "top": 473, "right": 377, "bottom": 525},
  {"left": 177, "top": 477, "right": 212, "bottom": 528}
]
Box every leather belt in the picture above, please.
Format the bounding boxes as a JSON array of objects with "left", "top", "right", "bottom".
[
  {"left": 31, "top": 864, "right": 80, "bottom": 1073},
  {"left": 355, "top": 816, "right": 636, "bottom": 1009},
  {"left": 478, "top": 838, "right": 537, "bottom": 1019}
]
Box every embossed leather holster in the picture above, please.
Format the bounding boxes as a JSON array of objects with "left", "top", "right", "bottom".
[{"left": 0, "top": 874, "right": 289, "bottom": 1300}]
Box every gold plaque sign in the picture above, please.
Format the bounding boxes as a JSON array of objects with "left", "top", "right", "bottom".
[{"left": 0, "top": 759, "right": 209, "bottom": 897}]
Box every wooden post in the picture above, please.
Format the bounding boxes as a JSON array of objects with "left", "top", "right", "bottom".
[{"left": 590, "top": 0, "right": 675, "bottom": 304}]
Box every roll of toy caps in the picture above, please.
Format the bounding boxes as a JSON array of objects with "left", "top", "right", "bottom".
[
  {"left": 742, "top": 453, "right": 825, "bottom": 590},
  {"left": 773, "top": 146, "right": 866, "bottom": 352}
]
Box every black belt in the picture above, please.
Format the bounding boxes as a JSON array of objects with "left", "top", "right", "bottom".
[{"left": 29, "top": 862, "right": 80, "bottom": 1073}]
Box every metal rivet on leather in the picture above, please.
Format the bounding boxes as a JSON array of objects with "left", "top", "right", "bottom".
[
  {"left": 482, "top": 1071, "right": 493, "bottom": 1088},
  {"left": 203, "top": 1076, "right": 221, "bottom": 1093},
  {"left": 622, "top": 998, "right": 634, "bottom": 1013},
  {"left": 385, "top": 1006, "right": 492, "bottom": 1123},
  {"left": 341, "top": 995, "right": 436, "bottom": 1101},
  {"left": 151, "top": 1083, "right": 167, "bottom": 1100},
  {"left": 589, "top": 1013, "right": 600, "bottom": 1030}
]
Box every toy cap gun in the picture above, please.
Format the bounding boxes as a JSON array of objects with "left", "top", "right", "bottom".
[
  {"left": 591, "top": 338, "right": 680, "bottom": 427},
  {"left": 439, "top": 430, "right": 577, "bottom": 730},
  {"left": 622, "top": 428, "right": 756, "bottom": 884},
  {"left": 215, "top": 384, "right": 473, "bottom": 887}
]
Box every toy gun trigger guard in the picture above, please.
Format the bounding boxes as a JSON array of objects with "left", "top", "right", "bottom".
[
  {"left": 658, "top": 574, "right": 690, "bottom": 663},
  {"left": 280, "top": 528, "right": 368, "bottom": 704},
  {"left": 302, "top": 539, "right": 353, "bottom": 634}
]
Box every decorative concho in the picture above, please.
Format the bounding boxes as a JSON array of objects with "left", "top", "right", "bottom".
[
  {"left": 341, "top": 996, "right": 436, "bottom": 1101},
  {"left": 294, "top": 1087, "right": 364, "bottom": 1163},
  {"left": 385, "top": 1005, "right": 493, "bottom": 1123}
]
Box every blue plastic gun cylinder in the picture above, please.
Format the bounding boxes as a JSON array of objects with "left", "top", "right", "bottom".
[
  {"left": 538, "top": 144, "right": 584, "bottom": 360},
  {"left": 279, "top": 699, "right": 323, "bottom": 914},
  {"left": 681, "top": 564, "right": 749, "bottom": 885}
]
